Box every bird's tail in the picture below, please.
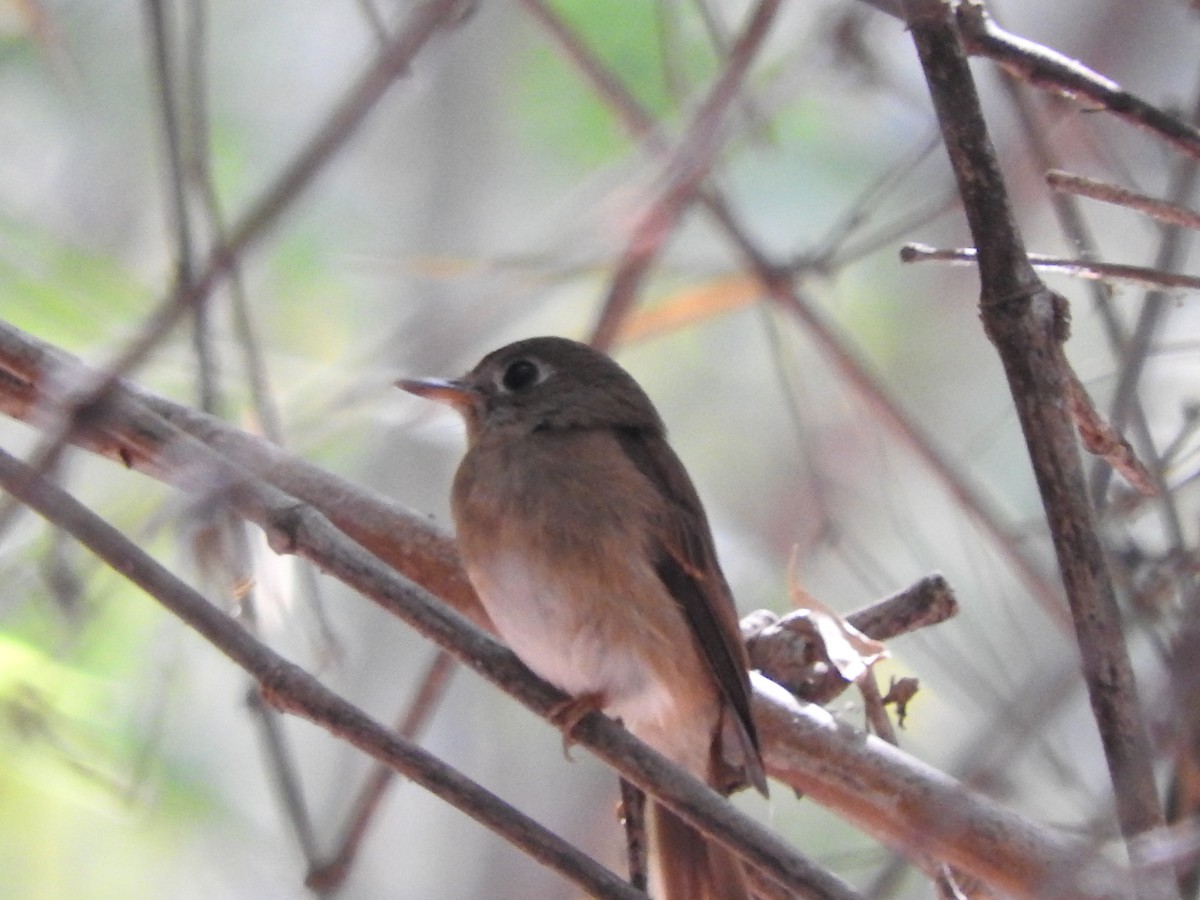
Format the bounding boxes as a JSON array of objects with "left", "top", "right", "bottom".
[{"left": 650, "top": 800, "right": 751, "bottom": 900}]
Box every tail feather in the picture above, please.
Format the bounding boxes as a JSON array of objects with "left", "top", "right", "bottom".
[{"left": 650, "top": 800, "right": 751, "bottom": 900}]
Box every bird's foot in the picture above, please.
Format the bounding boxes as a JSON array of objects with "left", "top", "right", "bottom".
[{"left": 548, "top": 691, "right": 606, "bottom": 760}]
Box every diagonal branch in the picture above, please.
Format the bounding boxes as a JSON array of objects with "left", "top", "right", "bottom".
[
  {"left": 306, "top": 649, "right": 457, "bottom": 892},
  {"left": 0, "top": 319, "right": 857, "bottom": 900},
  {"left": 589, "top": 0, "right": 783, "bottom": 350},
  {"left": 0, "top": 0, "right": 469, "bottom": 542},
  {"left": 955, "top": 0, "right": 1200, "bottom": 163},
  {"left": 0, "top": 448, "right": 645, "bottom": 900},
  {"left": 0, "top": 318, "right": 1135, "bottom": 898}
]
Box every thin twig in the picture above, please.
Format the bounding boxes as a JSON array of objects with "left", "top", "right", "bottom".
[
  {"left": 246, "top": 685, "right": 321, "bottom": 863},
  {"left": 901, "top": 243, "right": 1200, "bottom": 294},
  {"left": 589, "top": 0, "right": 783, "bottom": 350},
  {"left": 307, "top": 650, "right": 458, "bottom": 892},
  {"left": 181, "top": 0, "right": 285, "bottom": 446},
  {"left": 956, "top": 0, "right": 1200, "bottom": 162},
  {"left": 1046, "top": 171, "right": 1200, "bottom": 233},
  {"left": 160, "top": 0, "right": 327, "bottom": 867},
  {"left": 798, "top": 129, "right": 945, "bottom": 271},
  {"left": 144, "top": 0, "right": 217, "bottom": 415}
]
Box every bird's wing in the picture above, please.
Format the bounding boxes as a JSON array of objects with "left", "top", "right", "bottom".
[{"left": 614, "top": 428, "right": 767, "bottom": 796}]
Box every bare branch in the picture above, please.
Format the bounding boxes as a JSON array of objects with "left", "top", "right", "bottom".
[
  {"left": 0, "top": 319, "right": 859, "bottom": 900},
  {"left": 901, "top": 243, "right": 1200, "bottom": 294},
  {"left": 589, "top": 0, "right": 783, "bottom": 350},
  {"left": 956, "top": 0, "right": 1200, "bottom": 162},
  {"left": 1046, "top": 171, "right": 1200, "bottom": 233},
  {"left": 0, "top": 320, "right": 1135, "bottom": 897},
  {"left": 901, "top": 2, "right": 1174, "bottom": 896},
  {"left": 0, "top": 448, "right": 646, "bottom": 900},
  {"left": 308, "top": 650, "right": 458, "bottom": 892}
]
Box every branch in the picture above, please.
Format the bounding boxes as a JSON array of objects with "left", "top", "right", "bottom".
[
  {"left": 1046, "top": 171, "right": 1200, "bottom": 233},
  {"left": 901, "top": 243, "right": 1200, "bottom": 295},
  {"left": 0, "top": 319, "right": 1135, "bottom": 898},
  {"left": 847, "top": 0, "right": 1200, "bottom": 162},
  {"left": 758, "top": 691, "right": 1130, "bottom": 899},
  {"left": 0, "top": 319, "right": 856, "bottom": 900},
  {"left": 743, "top": 574, "right": 959, "bottom": 705},
  {"left": 0, "top": 320, "right": 491, "bottom": 634},
  {"left": 0, "top": 0, "right": 469, "bottom": 541},
  {"left": 901, "top": 2, "right": 1175, "bottom": 897},
  {"left": 0, "top": 448, "right": 645, "bottom": 900},
  {"left": 589, "top": 0, "right": 783, "bottom": 350},
  {"left": 955, "top": 0, "right": 1200, "bottom": 162},
  {"left": 307, "top": 650, "right": 457, "bottom": 891}
]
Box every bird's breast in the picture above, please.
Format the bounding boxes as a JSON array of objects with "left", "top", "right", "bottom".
[{"left": 452, "top": 430, "right": 717, "bottom": 747}]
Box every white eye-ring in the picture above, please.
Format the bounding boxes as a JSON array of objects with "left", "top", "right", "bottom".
[{"left": 499, "top": 358, "right": 544, "bottom": 392}]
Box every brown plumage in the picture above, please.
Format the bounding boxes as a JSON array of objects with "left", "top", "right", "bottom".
[{"left": 400, "top": 336, "right": 766, "bottom": 898}]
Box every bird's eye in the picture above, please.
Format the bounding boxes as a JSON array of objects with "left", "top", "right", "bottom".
[{"left": 501, "top": 359, "right": 540, "bottom": 392}]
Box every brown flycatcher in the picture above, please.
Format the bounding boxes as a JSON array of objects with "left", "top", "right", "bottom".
[{"left": 399, "top": 336, "right": 767, "bottom": 899}]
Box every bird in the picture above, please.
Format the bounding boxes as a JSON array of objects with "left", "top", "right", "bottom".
[{"left": 399, "top": 336, "right": 767, "bottom": 899}]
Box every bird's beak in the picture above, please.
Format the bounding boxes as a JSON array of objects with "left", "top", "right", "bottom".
[{"left": 396, "top": 377, "right": 477, "bottom": 410}]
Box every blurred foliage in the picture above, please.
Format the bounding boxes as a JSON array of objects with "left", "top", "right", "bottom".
[
  {"left": 516, "top": 1, "right": 692, "bottom": 167},
  {"left": 0, "top": 216, "right": 153, "bottom": 350},
  {"left": 0, "top": 560, "right": 213, "bottom": 900}
]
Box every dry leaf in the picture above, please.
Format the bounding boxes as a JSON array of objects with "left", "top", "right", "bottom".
[
  {"left": 787, "top": 552, "right": 889, "bottom": 682},
  {"left": 618, "top": 274, "right": 761, "bottom": 344}
]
